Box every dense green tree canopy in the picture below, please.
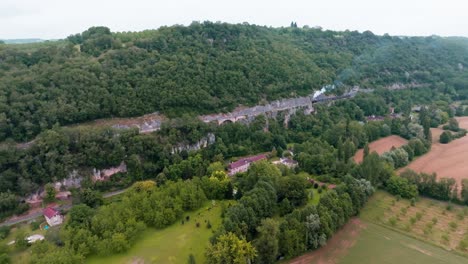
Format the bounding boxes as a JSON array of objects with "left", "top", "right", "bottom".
[{"left": 1, "top": 22, "right": 468, "bottom": 141}]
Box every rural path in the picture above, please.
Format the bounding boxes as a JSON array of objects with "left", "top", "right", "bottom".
[
  {"left": 0, "top": 188, "right": 129, "bottom": 227},
  {"left": 102, "top": 188, "right": 129, "bottom": 198}
]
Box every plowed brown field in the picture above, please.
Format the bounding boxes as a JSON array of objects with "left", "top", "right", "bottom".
[
  {"left": 288, "top": 218, "right": 366, "bottom": 264},
  {"left": 403, "top": 117, "right": 468, "bottom": 187},
  {"left": 353, "top": 135, "right": 408, "bottom": 163}
]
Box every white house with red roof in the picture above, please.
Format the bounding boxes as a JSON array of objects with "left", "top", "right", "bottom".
[
  {"left": 228, "top": 154, "right": 267, "bottom": 176},
  {"left": 43, "top": 207, "right": 63, "bottom": 226}
]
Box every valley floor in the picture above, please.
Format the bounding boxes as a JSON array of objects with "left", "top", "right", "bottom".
[
  {"left": 87, "top": 200, "right": 229, "bottom": 264},
  {"left": 288, "top": 191, "right": 468, "bottom": 264}
]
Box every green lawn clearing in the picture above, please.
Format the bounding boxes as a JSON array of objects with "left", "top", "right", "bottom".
[
  {"left": 87, "top": 200, "right": 230, "bottom": 264},
  {"left": 2, "top": 219, "right": 47, "bottom": 263},
  {"left": 339, "top": 221, "right": 468, "bottom": 264},
  {"left": 307, "top": 188, "right": 322, "bottom": 206}
]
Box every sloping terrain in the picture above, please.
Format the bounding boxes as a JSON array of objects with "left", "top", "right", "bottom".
[{"left": 2, "top": 23, "right": 468, "bottom": 141}]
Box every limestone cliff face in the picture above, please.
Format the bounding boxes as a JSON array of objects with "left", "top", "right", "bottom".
[{"left": 171, "top": 133, "right": 216, "bottom": 154}]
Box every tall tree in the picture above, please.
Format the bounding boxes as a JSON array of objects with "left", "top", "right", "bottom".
[
  {"left": 254, "top": 219, "right": 279, "bottom": 264},
  {"left": 206, "top": 232, "right": 257, "bottom": 264}
]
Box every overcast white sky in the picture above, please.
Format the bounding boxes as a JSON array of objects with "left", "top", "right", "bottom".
[{"left": 1, "top": 0, "right": 467, "bottom": 39}]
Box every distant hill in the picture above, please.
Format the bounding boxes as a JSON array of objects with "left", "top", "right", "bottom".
[
  {"left": 0, "top": 38, "right": 45, "bottom": 44},
  {"left": 1, "top": 22, "right": 468, "bottom": 142}
]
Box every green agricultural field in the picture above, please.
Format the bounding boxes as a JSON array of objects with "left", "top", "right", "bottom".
[
  {"left": 360, "top": 191, "right": 468, "bottom": 256},
  {"left": 339, "top": 221, "right": 468, "bottom": 264},
  {"left": 87, "top": 200, "right": 230, "bottom": 264},
  {"left": 290, "top": 191, "right": 468, "bottom": 264}
]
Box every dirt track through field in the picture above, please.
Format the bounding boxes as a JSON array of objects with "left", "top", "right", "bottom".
[
  {"left": 288, "top": 218, "right": 366, "bottom": 264},
  {"left": 403, "top": 117, "right": 468, "bottom": 187},
  {"left": 354, "top": 135, "right": 408, "bottom": 163}
]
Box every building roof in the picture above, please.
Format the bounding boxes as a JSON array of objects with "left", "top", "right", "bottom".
[
  {"left": 27, "top": 234, "right": 45, "bottom": 243},
  {"left": 229, "top": 154, "right": 267, "bottom": 170},
  {"left": 281, "top": 158, "right": 298, "bottom": 165},
  {"left": 366, "top": 115, "right": 385, "bottom": 121},
  {"left": 55, "top": 191, "right": 71, "bottom": 199},
  {"left": 43, "top": 207, "right": 60, "bottom": 219}
]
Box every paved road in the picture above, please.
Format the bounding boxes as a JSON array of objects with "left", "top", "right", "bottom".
[
  {"left": 0, "top": 188, "right": 129, "bottom": 227},
  {"left": 103, "top": 188, "right": 129, "bottom": 198}
]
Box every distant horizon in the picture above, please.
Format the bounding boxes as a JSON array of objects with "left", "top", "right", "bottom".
[
  {"left": 2, "top": 22, "right": 468, "bottom": 42},
  {"left": 1, "top": 0, "right": 468, "bottom": 39}
]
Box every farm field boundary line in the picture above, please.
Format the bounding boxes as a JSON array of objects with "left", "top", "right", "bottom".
[{"left": 360, "top": 218, "right": 468, "bottom": 259}]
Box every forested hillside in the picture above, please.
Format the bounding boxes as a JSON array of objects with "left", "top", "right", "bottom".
[{"left": 1, "top": 22, "right": 468, "bottom": 141}]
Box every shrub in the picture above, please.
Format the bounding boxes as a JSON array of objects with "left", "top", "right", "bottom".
[
  {"left": 440, "top": 131, "right": 452, "bottom": 144},
  {"left": 389, "top": 217, "right": 397, "bottom": 227},
  {"left": 432, "top": 217, "right": 438, "bottom": 224},
  {"left": 449, "top": 221, "right": 458, "bottom": 231},
  {"left": 400, "top": 207, "right": 407, "bottom": 216},
  {"left": 410, "top": 217, "right": 417, "bottom": 225},
  {"left": 404, "top": 224, "right": 411, "bottom": 232},
  {"left": 415, "top": 212, "right": 423, "bottom": 221},
  {"left": 0, "top": 226, "right": 10, "bottom": 240},
  {"left": 207, "top": 221, "right": 212, "bottom": 229},
  {"left": 425, "top": 222, "right": 433, "bottom": 230},
  {"left": 441, "top": 234, "right": 450, "bottom": 244},
  {"left": 458, "top": 239, "right": 468, "bottom": 251},
  {"left": 446, "top": 203, "right": 453, "bottom": 211},
  {"left": 31, "top": 221, "right": 40, "bottom": 231},
  {"left": 386, "top": 176, "right": 418, "bottom": 199},
  {"left": 423, "top": 227, "right": 431, "bottom": 236}
]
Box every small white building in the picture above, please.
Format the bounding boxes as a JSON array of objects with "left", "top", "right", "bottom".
[
  {"left": 27, "top": 234, "right": 45, "bottom": 244},
  {"left": 43, "top": 207, "right": 63, "bottom": 227},
  {"left": 272, "top": 158, "right": 298, "bottom": 168}
]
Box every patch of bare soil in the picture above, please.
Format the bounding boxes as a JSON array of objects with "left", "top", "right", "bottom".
[
  {"left": 354, "top": 135, "right": 408, "bottom": 163},
  {"left": 288, "top": 218, "right": 367, "bottom": 264},
  {"left": 403, "top": 117, "right": 468, "bottom": 188},
  {"left": 430, "top": 127, "right": 445, "bottom": 144}
]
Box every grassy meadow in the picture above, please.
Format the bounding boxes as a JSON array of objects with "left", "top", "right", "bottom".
[
  {"left": 87, "top": 200, "right": 230, "bottom": 264},
  {"left": 290, "top": 191, "right": 468, "bottom": 264},
  {"left": 339, "top": 221, "right": 468, "bottom": 264},
  {"left": 360, "top": 191, "right": 468, "bottom": 256}
]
